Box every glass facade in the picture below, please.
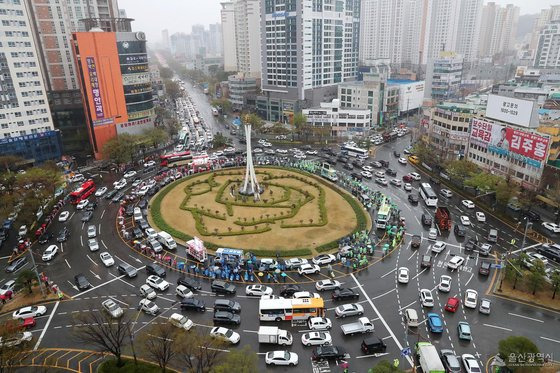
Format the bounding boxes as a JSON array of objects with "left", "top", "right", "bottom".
[{"left": 0, "top": 130, "right": 62, "bottom": 163}]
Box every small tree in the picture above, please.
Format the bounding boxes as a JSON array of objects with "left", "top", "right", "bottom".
[
  {"left": 527, "top": 260, "right": 546, "bottom": 295},
  {"left": 550, "top": 270, "right": 560, "bottom": 299},
  {"left": 498, "top": 336, "right": 540, "bottom": 372},
  {"left": 214, "top": 345, "right": 258, "bottom": 373},
  {"left": 137, "top": 323, "right": 178, "bottom": 373},
  {"left": 15, "top": 269, "right": 36, "bottom": 294},
  {"left": 0, "top": 320, "right": 33, "bottom": 373},
  {"left": 175, "top": 331, "right": 227, "bottom": 373}
]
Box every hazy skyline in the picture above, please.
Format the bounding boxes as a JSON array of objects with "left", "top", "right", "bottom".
[{"left": 118, "top": 0, "right": 558, "bottom": 44}]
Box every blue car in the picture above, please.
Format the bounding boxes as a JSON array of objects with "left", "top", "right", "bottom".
[
  {"left": 3, "top": 219, "right": 12, "bottom": 230},
  {"left": 427, "top": 312, "right": 444, "bottom": 333}
]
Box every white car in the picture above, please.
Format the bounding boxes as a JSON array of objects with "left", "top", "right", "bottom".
[
  {"left": 292, "top": 291, "right": 321, "bottom": 299},
  {"left": 375, "top": 171, "right": 385, "bottom": 178},
  {"left": 175, "top": 285, "right": 194, "bottom": 299},
  {"left": 42, "top": 245, "right": 59, "bottom": 261},
  {"left": 306, "top": 150, "right": 318, "bottom": 155},
  {"left": 527, "top": 252, "right": 549, "bottom": 266},
  {"left": 265, "top": 351, "right": 299, "bottom": 366},
  {"left": 0, "top": 280, "right": 15, "bottom": 296},
  {"left": 312, "top": 254, "right": 336, "bottom": 265},
  {"left": 420, "top": 289, "right": 434, "bottom": 307},
  {"left": 397, "top": 267, "right": 409, "bottom": 284},
  {"left": 475, "top": 212, "right": 486, "bottom": 222},
  {"left": 390, "top": 178, "right": 402, "bottom": 187},
  {"left": 438, "top": 275, "right": 452, "bottom": 293},
  {"left": 276, "top": 148, "right": 288, "bottom": 154},
  {"left": 284, "top": 258, "right": 308, "bottom": 269},
  {"left": 543, "top": 222, "right": 560, "bottom": 233},
  {"left": 335, "top": 303, "right": 364, "bottom": 318},
  {"left": 409, "top": 172, "right": 421, "bottom": 181},
  {"left": 464, "top": 289, "right": 478, "bottom": 308},
  {"left": 431, "top": 241, "right": 447, "bottom": 253},
  {"left": 13, "top": 305, "right": 47, "bottom": 319},
  {"left": 132, "top": 179, "right": 142, "bottom": 188},
  {"left": 462, "top": 200, "right": 475, "bottom": 209},
  {"left": 139, "top": 284, "right": 157, "bottom": 300},
  {"left": 144, "top": 228, "right": 158, "bottom": 240},
  {"left": 460, "top": 216, "right": 471, "bottom": 226},
  {"left": 361, "top": 171, "right": 373, "bottom": 179},
  {"left": 114, "top": 179, "right": 127, "bottom": 190},
  {"left": 138, "top": 299, "right": 159, "bottom": 315},
  {"left": 307, "top": 316, "right": 332, "bottom": 331},
  {"left": 87, "top": 225, "right": 96, "bottom": 238},
  {"left": 0, "top": 332, "right": 32, "bottom": 348},
  {"left": 440, "top": 189, "right": 453, "bottom": 198},
  {"left": 146, "top": 275, "right": 170, "bottom": 291},
  {"left": 102, "top": 299, "right": 123, "bottom": 318},
  {"left": 168, "top": 313, "right": 193, "bottom": 331},
  {"left": 245, "top": 284, "right": 273, "bottom": 296},
  {"left": 404, "top": 183, "right": 412, "bottom": 191},
  {"left": 315, "top": 279, "right": 342, "bottom": 291},
  {"left": 398, "top": 157, "right": 407, "bottom": 165},
  {"left": 210, "top": 327, "right": 240, "bottom": 344},
  {"left": 99, "top": 252, "right": 114, "bottom": 267},
  {"left": 428, "top": 228, "right": 437, "bottom": 240},
  {"left": 124, "top": 170, "right": 137, "bottom": 178},
  {"left": 88, "top": 238, "right": 99, "bottom": 252},
  {"left": 95, "top": 187, "right": 108, "bottom": 197},
  {"left": 76, "top": 199, "right": 89, "bottom": 210},
  {"left": 144, "top": 160, "right": 156, "bottom": 168},
  {"left": 58, "top": 211, "right": 70, "bottom": 222},
  {"left": 298, "top": 263, "right": 320, "bottom": 275},
  {"left": 301, "top": 331, "right": 332, "bottom": 346},
  {"left": 447, "top": 255, "right": 465, "bottom": 270},
  {"left": 70, "top": 173, "right": 84, "bottom": 183},
  {"left": 362, "top": 165, "right": 373, "bottom": 172},
  {"left": 462, "top": 354, "right": 481, "bottom": 373}
]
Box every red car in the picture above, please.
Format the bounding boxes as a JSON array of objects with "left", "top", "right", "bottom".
[
  {"left": 20, "top": 317, "right": 36, "bottom": 329},
  {"left": 402, "top": 174, "right": 413, "bottom": 182},
  {"left": 444, "top": 297, "right": 460, "bottom": 312},
  {"left": 0, "top": 290, "right": 13, "bottom": 302}
]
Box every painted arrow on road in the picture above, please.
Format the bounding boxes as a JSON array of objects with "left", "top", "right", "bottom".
[
  {"left": 89, "top": 270, "right": 101, "bottom": 280},
  {"left": 128, "top": 254, "right": 142, "bottom": 263},
  {"left": 66, "top": 280, "right": 78, "bottom": 291}
]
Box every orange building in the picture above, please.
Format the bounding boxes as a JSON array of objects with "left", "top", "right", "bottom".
[{"left": 72, "top": 32, "right": 128, "bottom": 160}]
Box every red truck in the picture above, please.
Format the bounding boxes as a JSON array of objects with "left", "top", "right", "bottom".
[{"left": 435, "top": 207, "right": 451, "bottom": 231}]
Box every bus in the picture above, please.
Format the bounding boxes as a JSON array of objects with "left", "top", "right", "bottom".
[
  {"left": 341, "top": 145, "right": 369, "bottom": 158},
  {"left": 69, "top": 179, "right": 96, "bottom": 204},
  {"left": 160, "top": 150, "right": 192, "bottom": 167},
  {"left": 420, "top": 183, "right": 438, "bottom": 207},
  {"left": 375, "top": 200, "right": 392, "bottom": 229},
  {"left": 320, "top": 162, "right": 338, "bottom": 182},
  {"left": 259, "top": 298, "right": 325, "bottom": 322}
]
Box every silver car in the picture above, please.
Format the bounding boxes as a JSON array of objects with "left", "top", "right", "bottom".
[{"left": 87, "top": 225, "right": 96, "bottom": 238}]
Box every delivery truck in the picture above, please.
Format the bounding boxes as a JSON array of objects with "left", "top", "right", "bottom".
[
  {"left": 415, "top": 342, "right": 445, "bottom": 373},
  {"left": 340, "top": 317, "right": 374, "bottom": 336},
  {"left": 257, "top": 326, "right": 293, "bottom": 346}
]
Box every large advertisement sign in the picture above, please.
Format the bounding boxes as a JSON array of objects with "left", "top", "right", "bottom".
[
  {"left": 485, "top": 94, "right": 534, "bottom": 128},
  {"left": 122, "top": 73, "right": 151, "bottom": 85},
  {"left": 470, "top": 118, "right": 550, "bottom": 168},
  {"left": 86, "top": 57, "right": 104, "bottom": 119}
]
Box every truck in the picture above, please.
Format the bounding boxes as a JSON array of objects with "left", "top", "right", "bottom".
[
  {"left": 435, "top": 206, "right": 452, "bottom": 231},
  {"left": 257, "top": 326, "right": 293, "bottom": 346},
  {"left": 415, "top": 342, "right": 445, "bottom": 373},
  {"left": 340, "top": 317, "right": 374, "bottom": 336},
  {"left": 156, "top": 231, "right": 177, "bottom": 250}
]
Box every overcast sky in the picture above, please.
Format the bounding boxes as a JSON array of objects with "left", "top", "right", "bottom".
[{"left": 118, "top": 0, "right": 557, "bottom": 44}]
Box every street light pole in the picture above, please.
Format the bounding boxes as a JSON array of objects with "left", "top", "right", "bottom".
[
  {"left": 27, "top": 248, "right": 45, "bottom": 297},
  {"left": 520, "top": 218, "right": 532, "bottom": 252}
]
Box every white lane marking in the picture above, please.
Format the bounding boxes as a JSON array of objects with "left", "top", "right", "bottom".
[
  {"left": 71, "top": 266, "right": 145, "bottom": 299},
  {"left": 69, "top": 212, "right": 75, "bottom": 221},
  {"left": 101, "top": 240, "right": 108, "bottom": 250},
  {"left": 80, "top": 235, "right": 83, "bottom": 247},
  {"left": 541, "top": 336, "right": 560, "bottom": 344},
  {"left": 410, "top": 268, "right": 427, "bottom": 281},
  {"left": 381, "top": 268, "right": 397, "bottom": 278},
  {"left": 408, "top": 251, "right": 418, "bottom": 261},
  {"left": 355, "top": 353, "right": 390, "bottom": 359},
  {"left": 89, "top": 269, "right": 101, "bottom": 280},
  {"left": 114, "top": 254, "right": 132, "bottom": 267},
  {"left": 382, "top": 336, "right": 392, "bottom": 340},
  {"left": 398, "top": 300, "right": 417, "bottom": 312},
  {"left": 243, "top": 330, "right": 258, "bottom": 333},
  {"left": 64, "top": 259, "right": 71, "bottom": 269},
  {"left": 98, "top": 224, "right": 101, "bottom": 234},
  {"left": 109, "top": 296, "right": 129, "bottom": 307},
  {"left": 108, "top": 273, "right": 136, "bottom": 288},
  {"left": 508, "top": 312, "right": 544, "bottom": 323},
  {"left": 483, "top": 323, "right": 512, "bottom": 332},
  {"left": 33, "top": 301, "right": 60, "bottom": 350},
  {"left": 372, "top": 288, "right": 396, "bottom": 300},
  {"left": 86, "top": 254, "right": 98, "bottom": 266},
  {"left": 60, "top": 243, "right": 64, "bottom": 253},
  {"left": 464, "top": 273, "right": 474, "bottom": 287},
  {"left": 101, "top": 209, "right": 105, "bottom": 219},
  {"left": 350, "top": 273, "right": 413, "bottom": 367}
]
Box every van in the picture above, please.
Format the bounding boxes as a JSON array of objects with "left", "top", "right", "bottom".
[
  {"left": 157, "top": 231, "right": 177, "bottom": 250},
  {"left": 404, "top": 308, "right": 419, "bottom": 327},
  {"left": 133, "top": 207, "right": 143, "bottom": 221},
  {"left": 487, "top": 229, "right": 498, "bottom": 243},
  {"left": 361, "top": 336, "right": 387, "bottom": 354}
]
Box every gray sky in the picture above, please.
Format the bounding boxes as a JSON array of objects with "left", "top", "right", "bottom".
[{"left": 119, "top": 0, "right": 557, "bottom": 44}]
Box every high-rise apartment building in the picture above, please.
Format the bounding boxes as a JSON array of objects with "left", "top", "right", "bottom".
[
  {"left": 534, "top": 21, "right": 560, "bottom": 69},
  {"left": 220, "top": 2, "right": 237, "bottom": 71},
  {"left": 161, "top": 29, "right": 170, "bottom": 50},
  {"left": 208, "top": 23, "right": 223, "bottom": 57},
  {"left": 233, "top": 0, "right": 261, "bottom": 78},
  {"left": 424, "top": 0, "right": 461, "bottom": 62},
  {"left": 0, "top": 0, "right": 62, "bottom": 163},
  {"left": 478, "top": 2, "right": 519, "bottom": 58},
  {"left": 530, "top": 5, "right": 560, "bottom": 56},
  {"left": 257, "top": 0, "right": 361, "bottom": 122},
  {"left": 455, "top": 0, "right": 482, "bottom": 63}
]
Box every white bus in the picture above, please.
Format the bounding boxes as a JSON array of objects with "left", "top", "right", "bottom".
[
  {"left": 375, "top": 201, "right": 392, "bottom": 229},
  {"left": 341, "top": 145, "right": 368, "bottom": 158},
  {"left": 259, "top": 298, "right": 325, "bottom": 322},
  {"left": 419, "top": 183, "right": 438, "bottom": 207}
]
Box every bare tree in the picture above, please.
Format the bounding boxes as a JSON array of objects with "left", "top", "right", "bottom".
[
  {"left": 175, "top": 331, "right": 227, "bottom": 373},
  {"left": 72, "top": 310, "right": 132, "bottom": 367},
  {"left": 137, "top": 323, "right": 179, "bottom": 372},
  {"left": 0, "top": 320, "right": 33, "bottom": 373}
]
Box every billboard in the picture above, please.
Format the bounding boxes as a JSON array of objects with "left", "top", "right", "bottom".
[
  {"left": 86, "top": 57, "right": 104, "bottom": 119},
  {"left": 485, "top": 94, "right": 535, "bottom": 127},
  {"left": 470, "top": 118, "right": 550, "bottom": 168}
]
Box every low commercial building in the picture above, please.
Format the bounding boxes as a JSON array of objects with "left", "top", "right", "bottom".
[
  {"left": 425, "top": 51, "right": 464, "bottom": 103},
  {"left": 228, "top": 74, "right": 257, "bottom": 111},
  {"left": 303, "top": 99, "right": 371, "bottom": 138}
]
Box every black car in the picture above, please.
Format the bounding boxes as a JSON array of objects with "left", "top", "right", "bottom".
[
  {"left": 312, "top": 346, "right": 346, "bottom": 361},
  {"left": 38, "top": 232, "right": 53, "bottom": 244},
  {"left": 105, "top": 189, "right": 118, "bottom": 199},
  {"left": 411, "top": 235, "right": 421, "bottom": 248},
  {"left": 57, "top": 227, "right": 70, "bottom": 242},
  {"left": 85, "top": 200, "right": 98, "bottom": 211},
  {"left": 132, "top": 227, "right": 143, "bottom": 239},
  {"left": 393, "top": 150, "right": 400, "bottom": 157},
  {"left": 213, "top": 311, "right": 241, "bottom": 325},
  {"left": 361, "top": 336, "right": 387, "bottom": 354},
  {"left": 379, "top": 160, "right": 389, "bottom": 167},
  {"left": 0, "top": 227, "right": 8, "bottom": 241},
  {"left": 211, "top": 280, "right": 236, "bottom": 294},
  {"left": 214, "top": 299, "right": 241, "bottom": 313},
  {"left": 522, "top": 210, "right": 541, "bottom": 222},
  {"left": 5, "top": 257, "right": 27, "bottom": 273},
  {"left": 421, "top": 213, "right": 432, "bottom": 226},
  {"left": 117, "top": 263, "right": 137, "bottom": 278},
  {"left": 441, "top": 349, "right": 462, "bottom": 373},
  {"left": 147, "top": 187, "right": 158, "bottom": 196},
  {"left": 465, "top": 238, "right": 478, "bottom": 251},
  {"left": 146, "top": 263, "right": 166, "bottom": 277},
  {"left": 280, "top": 284, "right": 301, "bottom": 298},
  {"left": 386, "top": 168, "right": 397, "bottom": 177},
  {"left": 536, "top": 244, "right": 560, "bottom": 263},
  {"left": 408, "top": 194, "right": 419, "bottom": 205},
  {"left": 138, "top": 199, "right": 148, "bottom": 209},
  {"left": 74, "top": 273, "right": 91, "bottom": 291},
  {"left": 350, "top": 172, "right": 363, "bottom": 181},
  {"left": 177, "top": 276, "right": 202, "bottom": 291},
  {"left": 181, "top": 298, "right": 206, "bottom": 312},
  {"left": 454, "top": 224, "right": 467, "bottom": 237},
  {"left": 125, "top": 205, "right": 135, "bottom": 216},
  {"left": 479, "top": 261, "right": 491, "bottom": 276},
  {"left": 332, "top": 288, "right": 359, "bottom": 301},
  {"left": 81, "top": 210, "right": 94, "bottom": 222},
  {"left": 352, "top": 160, "right": 364, "bottom": 168},
  {"left": 343, "top": 163, "right": 354, "bottom": 171},
  {"left": 421, "top": 254, "right": 433, "bottom": 268}
]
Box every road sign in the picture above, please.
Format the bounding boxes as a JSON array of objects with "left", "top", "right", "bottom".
[
  {"left": 491, "top": 264, "right": 504, "bottom": 269},
  {"left": 401, "top": 347, "right": 411, "bottom": 356}
]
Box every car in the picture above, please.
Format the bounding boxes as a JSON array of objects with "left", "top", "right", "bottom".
[
  {"left": 421, "top": 213, "right": 432, "bottom": 226},
  {"left": 102, "top": 299, "right": 123, "bottom": 318},
  {"left": 408, "top": 194, "right": 419, "bottom": 204},
  {"left": 146, "top": 263, "right": 166, "bottom": 277},
  {"left": 311, "top": 346, "right": 346, "bottom": 361},
  {"left": 439, "top": 275, "right": 452, "bottom": 292},
  {"left": 211, "top": 280, "right": 236, "bottom": 294},
  {"left": 432, "top": 241, "right": 447, "bottom": 254},
  {"left": 5, "top": 257, "right": 27, "bottom": 273},
  {"left": 462, "top": 354, "right": 481, "bottom": 373},
  {"left": 447, "top": 255, "right": 465, "bottom": 270},
  {"left": 334, "top": 303, "right": 364, "bottom": 318},
  {"left": 124, "top": 170, "right": 137, "bottom": 178},
  {"left": 398, "top": 157, "right": 407, "bottom": 164},
  {"left": 522, "top": 210, "right": 541, "bottom": 222},
  {"left": 58, "top": 211, "right": 70, "bottom": 222},
  {"left": 302, "top": 331, "right": 332, "bottom": 346},
  {"left": 464, "top": 289, "right": 478, "bottom": 308},
  {"left": 105, "top": 189, "right": 117, "bottom": 199},
  {"left": 386, "top": 168, "right": 397, "bottom": 176},
  {"left": 462, "top": 200, "right": 475, "bottom": 209},
  {"left": 362, "top": 165, "right": 373, "bottom": 172},
  {"left": 397, "top": 267, "right": 409, "bottom": 284},
  {"left": 312, "top": 254, "right": 336, "bottom": 265},
  {"left": 13, "top": 306, "right": 47, "bottom": 320},
  {"left": 479, "top": 260, "right": 491, "bottom": 276},
  {"left": 42, "top": 245, "right": 58, "bottom": 261},
  {"left": 117, "top": 263, "right": 138, "bottom": 278},
  {"left": 88, "top": 238, "right": 99, "bottom": 252},
  {"left": 421, "top": 254, "right": 433, "bottom": 268},
  {"left": 525, "top": 252, "right": 549, "bottom": 268},
  {"left": 17, "top": 225, "right": 27, "bottom": 238},
  {"left": 37, "top": 231, "right": 53, "bottom": 244},
  {"left": 168, "top": 313, "right": 193, "bottom": 331},
  {"left": 210, "top": 326, "right": 240, "bottom": 344},
  {"left": 177, "top": 277, "right": 202, "bottom": 291},
  {"left": 308, "top": 317, "right": 332, "bottom": 331},
  {"left": 440, "top": 189, "right": 453, "bottom": 198},
  {"left": 427, "top": 313, "right": 443, "bottom": 333},
  {"left": 245, "top": 284, "right": 273, "bottom": 296},
  {"left": 138, "top": 299, "right": 159, "bottom": 315},
  {"left": 479, "top": 298, "right": 491, "bottom": 314},
  {"left": 70, "top": 173, "right": 85, "bottom": 183},
  {"left": 292, "top": 291, "right": 320, "bottom": 299},
  {"left": 420, "top": 289, "right": 434, "bottom": 307},
  {"left": 375, "top": 177, "right": 388, "bottom": 186},
  {"left": 76, "top": 199, "right": 89, "bottom": 210},
  {"left": 114, "top": 179, "right": 127, "bottom": 190},
  {"left": 0, "top": 332, "right": 33, "bottom": 348},
  {"left": 213, "top": 311, "right": 241, "bottom": 325},
  {"left": 479, "top": 243, "right": 491, "bottom": 256},
  {"left": 213, "top": 299, "right": 241, "bottom": 313},
  {"left": 542, "top": 222, "right": 560, "bottom": 233},
  {"left": 445, "top": 296, "right": 460, "bottom": 312},
  {"left": 99, "top": 252, "right": 114, "bottom": 267},
  {"left": 144, "top": 228, "right": 157, "bottom": 240},
  {"left": 95, "top": 187, "right": 108, "bottom": 197},
  {"left": 144, "top": 160, "right": 156, "bottom": 168},
  {"left": 284, "top": 258, "right": 308, "bottom": 269},
  {"left": 343, "top": 163, "right": 354, "bottom": 171},
  {"left": 475, "top": 211, "right": 486, "bottom": 222},
  {"left": 146, "top": 275, "right": 170, "bottom": 291},
  {"left": 180, "top": 297, "right": 206, "bottom": 312},
  {"left": 315, "top": 279, "right": 341, "bottom": 291},
  {"left": 265, "top": 350, "right": 299, "bottom": 366},
  {"left": 81, "top": 210, "right": 93, "bottom": 222},
  {"left": 374, "top": 170, "right": 385, "bottom": 178},
  {"left": 332, "top": 288, "right": 359, "bottom": 301},
  {"left": 390, "top": 178, "right": 402, "bottom": 187},
  {"left": 298, "top": 263, "right": 320, "bottom": 275},
  {"left": 441, "top": 349, "right": 462, "bottom": 373},
  {"left": 111, "top": 192, "right": 124, "bottom": 202},
  {"left": 428, "top": 228, "right": 437, "bottom": 240},
  {"left": 0, "top": 280, "right": 15, "bottom": 296},
  {"left": 74, "top": 273, "right": 91, "bottom": 291},
  {"left": 460, "top": 216, "right": 472, "bottom": 226},
  {"left": 403, "top": 183, "right": 412, "bottom": 191},
  {"left": 360, "top": 170, "right": 372, "bottom": 179},
  {"left": 87, "top": 225, "right": 96, "bottom": 238},
  {"left": 409, "top": 172, "right": 421, "bottom": 180},
  {"left": 454, "top": 224, "right": 467, "bottom": 237}
]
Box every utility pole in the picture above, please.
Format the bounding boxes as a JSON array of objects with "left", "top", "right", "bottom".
[
  {"left": 27, "top": 248, "right": 45, "bottom": 297},
  {"left": 520, "top": 217, "right": 532, "bottom": 251}
]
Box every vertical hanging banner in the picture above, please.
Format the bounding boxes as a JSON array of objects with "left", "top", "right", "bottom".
[{"left": 86, "top": 57, "right": 104, "bottom": 119}]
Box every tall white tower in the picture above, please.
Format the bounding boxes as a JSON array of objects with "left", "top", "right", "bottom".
[{"left": 239, "top": 121, "right": 262, "bottom": 199}]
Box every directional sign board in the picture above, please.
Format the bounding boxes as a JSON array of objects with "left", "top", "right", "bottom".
[
  {"left": 401, "top": 347, "right": 411, "bottom": 356},
  {"left": 491, "top": 264, "right": 504, "bottom": 269}
]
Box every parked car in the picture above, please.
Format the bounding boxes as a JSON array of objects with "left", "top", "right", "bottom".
[
  {"left": 332, "top": 288, "right": 359, "bottom": 301},
  {"left": 5, "top": 257, "right": 27, "bottom": 273},
  {"left": 74, "top": 273, "right": 91, "bottom": 291},
  {"left": 13, "top": 306, "right": 47, "bottom": 320},
  {"left": 211, "top": 280, "right": 236, "bottom": 294}
]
